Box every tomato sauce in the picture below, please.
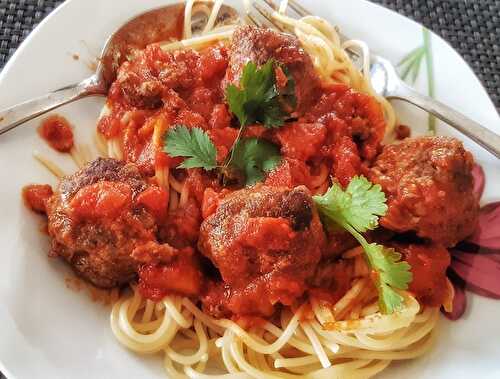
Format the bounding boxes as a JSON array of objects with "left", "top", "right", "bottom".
[
  {"left": 25, "top": 23, "right": 455, "bottom": 319},
  {"left": 309, "top": 260, "right": 353, "bottom": 306},
  {"left": 160, "top": 198, "right": 202, "bottom": 249},
  {"left": 38, "top": 115, "right": 74, "bottom": 153},
  {"left": 69, "top": 181, "right": 132, "bottom": 220},
  {"left": 136, "top": 186, "right": 169, "bottom": 222},
  {"left": 102, "top": 39, "right": 388, "bottom": 194},
  {"left": 22, "top": 184, "right": 53, "bottom": 214},
  {"left": 400, "top": 244, "right": 451, "bottom": 307},
  {"left": 138, "top": 252, "right": 203, "bottom": 301}
]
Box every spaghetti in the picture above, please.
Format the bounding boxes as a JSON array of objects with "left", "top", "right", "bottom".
[
  {"left": 94, "top": 2, "right": 437, "bottom": 378},
  {"left": 110, "top": 252, "right": 437, "bottom": 378},
  {"left": 29, "top": 1, "right": 447, "bottom": 378}
]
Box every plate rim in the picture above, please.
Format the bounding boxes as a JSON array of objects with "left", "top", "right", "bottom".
[{"left": 0, "top": 1, "right": 499, "bottom": 378}]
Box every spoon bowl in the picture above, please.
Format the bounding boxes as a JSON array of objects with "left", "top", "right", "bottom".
[{"left": 0, "top": 1, "right": 240, "bottom": 136}]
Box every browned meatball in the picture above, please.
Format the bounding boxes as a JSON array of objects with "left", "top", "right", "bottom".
[
  {"left": 225, "top": 25, "right": 321, "bottom": 114},
  {"left": 114, "top": 45, "right": 200, "bottom": 109},
  {"left": 116, "top": 62, "right": 164, "bottom": 109},
  {"left": 46, "top": 158, "right": 159, "bottom": 288},
  {"left": 369, "top": 136, "right": 479, "bottom": 247},
  {"left": 198, "top": 185, "right": 325, "bottom": 317}
]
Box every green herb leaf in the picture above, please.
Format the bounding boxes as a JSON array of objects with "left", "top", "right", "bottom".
[
  {"left": 313, "top": 176, "right": 412, "bottom": 314},
  {"left": 226, "top": 60, "right": 288, "bottom": 129},
  {"left": 365, "top": 243, "right": 412, "bottom": 313},
  {"left": 231, "top": 137, "right": 282, "bottom": 186},
  {"left": 163, "top": 125, "right": 217, "bottom": 170},
  {"left": 313, "top": 177, "right": 388, "bottom": 233},
  {"left": 397, "top": 46, "right": 424, "bottom": 69}
]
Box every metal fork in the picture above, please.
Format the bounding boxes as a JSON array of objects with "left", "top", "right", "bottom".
[{"left": 247, "top": 0, "right": 500, "bottom": 159}]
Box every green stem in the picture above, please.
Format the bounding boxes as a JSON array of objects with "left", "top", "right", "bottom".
[
  {"left": 338, "top": 220, "right": 374, "bottom": 267},
  {"left": 223, "top": 124, "right": 246, "bottom": 170},
  {"left": 397, "top": 46, "right": 424, "bottom": 68},
  {"left": 339, "top": 221, "right": 389, "bottom": 310},
  {"left": 410, "top": 50, "right": 425, "bottom": 84},
  {"left": 400, "top": 48, "right": 425, "bottom": 82},
  {"left": 423, "top": 28, "right": 436, "bottom": 134}
]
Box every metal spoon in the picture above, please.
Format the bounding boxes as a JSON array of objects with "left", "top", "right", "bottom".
[{"left": 0, "top": 2, "right": 239, "bottom": 136}]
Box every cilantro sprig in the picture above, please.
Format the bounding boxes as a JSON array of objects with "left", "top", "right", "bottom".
[
  {"left": 226, "top": 59, "right": 293, "bottom": 129},
  {"left": 163, "top": 59, "right": 296, "bottom": 185},
  {"left": 163, "top": 126, "right": 281, "bottom": 186},
  {"left": 313, "top": 176, "right": 413, "bottom": 314}
]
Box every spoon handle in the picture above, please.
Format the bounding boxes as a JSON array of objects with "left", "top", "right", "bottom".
[
  {"left": 390, "top": 83, "right": 500, "bottom": 159},
  {"left": 0, "top": 76, "right": 105, "bottom": 136}
]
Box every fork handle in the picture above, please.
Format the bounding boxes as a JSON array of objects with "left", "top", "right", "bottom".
[
  {"left": 390, "top": 84, "right": 500, "bottom": 159},
  {"left": 0, "top": 76, "right": 105, "bottom": 136}
]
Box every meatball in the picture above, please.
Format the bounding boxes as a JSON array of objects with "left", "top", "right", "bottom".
[
  {"left": 369, "top": 136, "right": 479, "bottom": 247},
  {"left": 114, "top": 45, "right": 200, "bottom": 109},
  {"left": 225, "top": 25, "right": 321, "bottom": 114},
  {"left": 198, "top": 185, "right": 325, "bottom": 317},
  {"left": 115, "top": 62, "right": 164, "bottom": 109},
  {"left": 46, "top": 158, "right": 160, "bottom": 288}
]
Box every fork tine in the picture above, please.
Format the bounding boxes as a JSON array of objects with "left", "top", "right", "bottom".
[
  {"left": 252, "top": 1, "right": 285, "bottom": 31},
  {"left": 288, "top": 0, "right": 311, "bottom": 17},
  {"left": 246, "top": 12, "right": 263, "bottom": 27},
  {"left": 262, "top": 0, "right": 279, "bottom": 11}
]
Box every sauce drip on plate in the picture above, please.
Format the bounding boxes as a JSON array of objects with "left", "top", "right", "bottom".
[{"left": 38, "top": 115, "right": 74, "bottom": 153}]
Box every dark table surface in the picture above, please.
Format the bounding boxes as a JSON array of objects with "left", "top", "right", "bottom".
[{"left": 0, "top": 0, "right": 498, "bottom": 377}]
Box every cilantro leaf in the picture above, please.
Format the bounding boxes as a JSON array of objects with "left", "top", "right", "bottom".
[
  {"left": 314, "top": 177, "right": 388, "bottom": 233},
  {"left": 226, "top": 85, "right": 249, "bottom": 127},
  {"left": 313, "top": 176, "right": 412, "bottom": 314},
  {"left": 226, "top": 60, "right": 288, "bottom": 128},
  {"left": 163, "top": 125, "right": 217, "bottom": 170},
  {"left": 163, "top": 126, "right": 281, "bottom": 187},
  {"left": 231, "top": 138, "right": 282, "bottom": 186},
  {"left": 365, "top": 243, "right": 412, "bottom": 313},
  {"left": 378, "top": 281, "right": 407, "bottom": 315}
]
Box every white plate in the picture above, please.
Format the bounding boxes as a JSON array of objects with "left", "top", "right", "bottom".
[{"left": 0, "top": 1, "right": 499, "bottom": 378}]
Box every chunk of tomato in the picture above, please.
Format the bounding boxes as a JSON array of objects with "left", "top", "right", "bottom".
[
  {"left": 70, "top": 181, "right": 132, "bottom": 219},
  {"left": 136, "top": 186, "right": 169, "bottom": 221}
]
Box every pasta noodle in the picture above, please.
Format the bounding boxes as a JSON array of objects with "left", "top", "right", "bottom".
[
  {"left": 33, "top": 151, "right": 66, "bottom": 178},
  {"left": 29, "top": 1, "right": 436, "bottom": 378},
  {"left": 110, "top": 285, "right": 436, "bottom": 378},
  {"left": 104, "top": 2, "right": 434, "bottom": 376}
]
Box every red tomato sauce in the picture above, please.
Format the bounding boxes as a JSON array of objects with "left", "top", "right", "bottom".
[
  {"left": 138, "top": 252, "right": 203, "bottom": 301},
  {"left": 400, "top": 244, "right": 451, "bottom": 307},
  {"left": 22, "top": 184, "right": 53, "bottom": 214},
  {"left": 98, "top": 42, "right": 444, "bottom": 310},
  {"left": 38, "top": 115, "right": 74, "bottom": 153},
  {"left": 136, "top": 186, "right": 169, "bottom": 222},
  {"left": 100, "top": 42, "right": 387, "bottom": 194},
  {"left": 24, "top": 26, "right": 453, "bottom": 319},
  {"left": 69, "top": 181, "right": 132, "bottom": 220}
]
